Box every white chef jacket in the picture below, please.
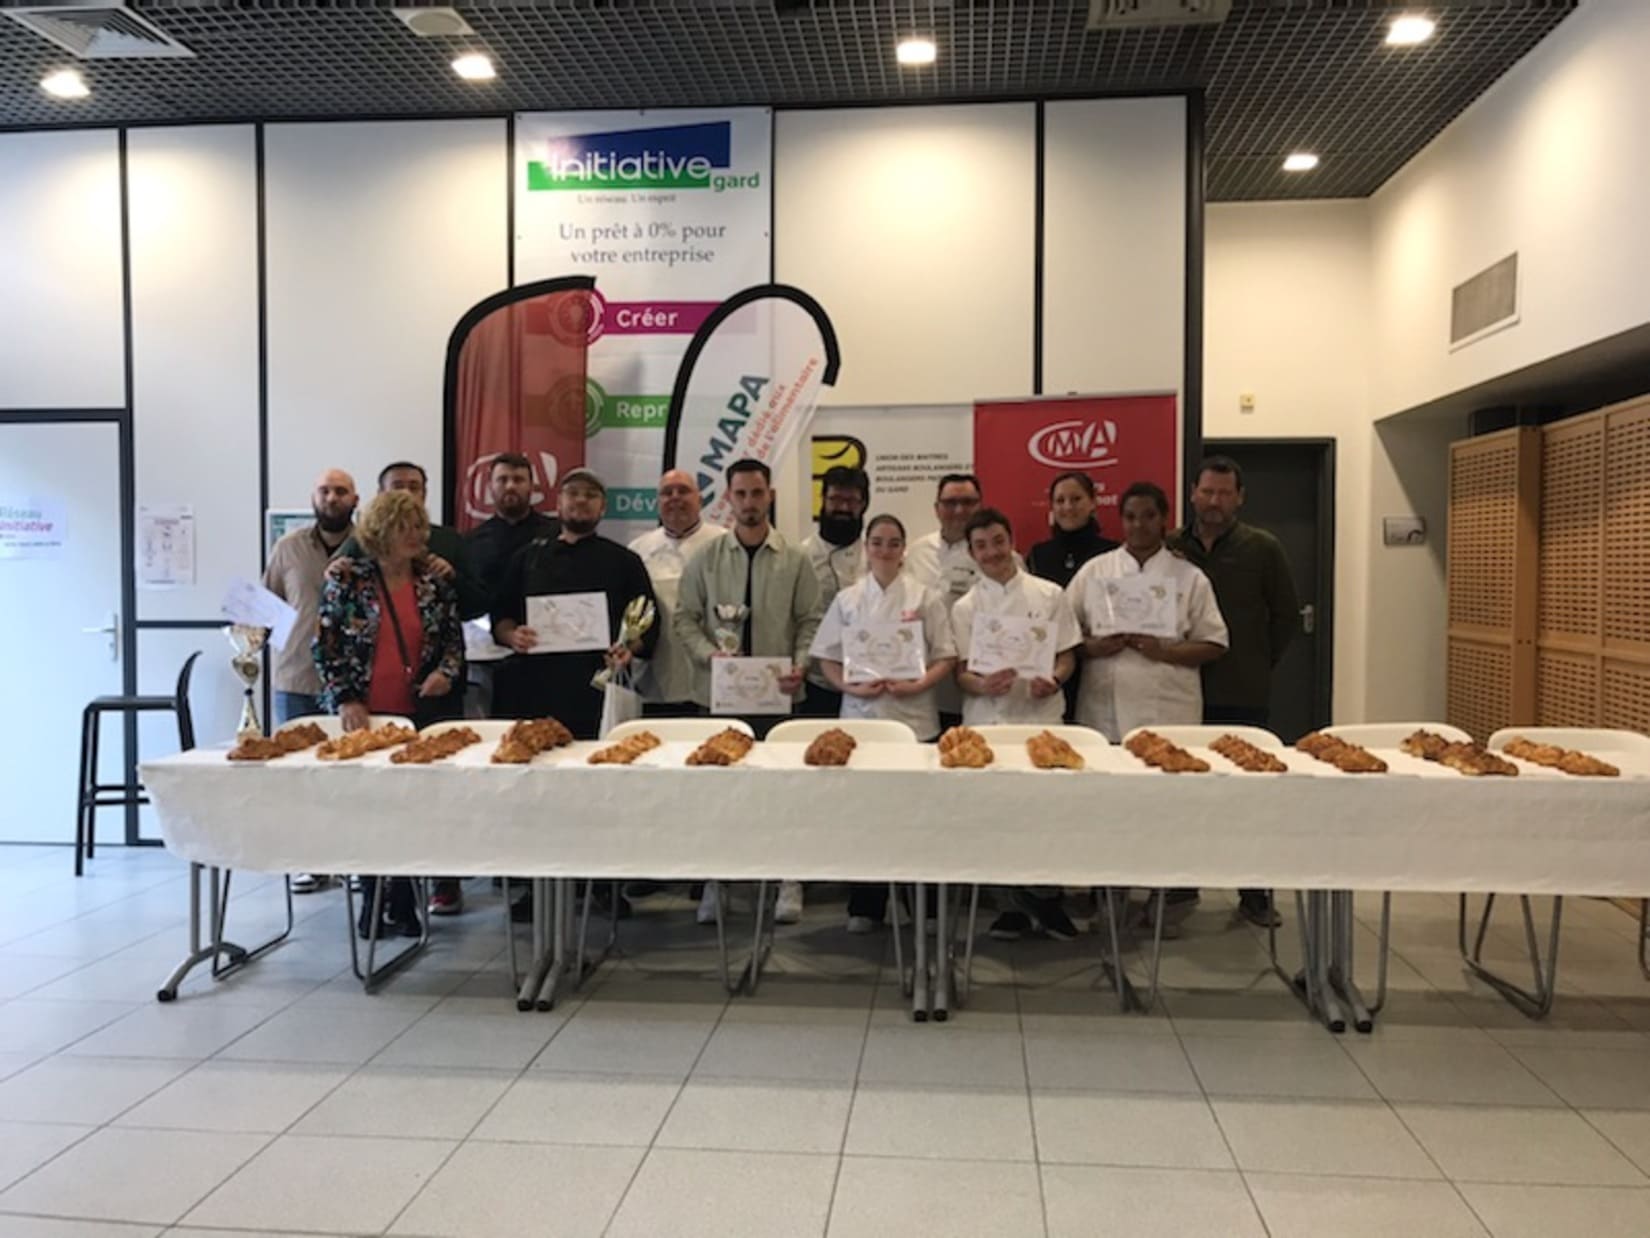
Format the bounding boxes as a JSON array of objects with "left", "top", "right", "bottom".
[
  {"left": 800, "top": 533, "right": 867, "bottom": 689},
  {"left": 1066, "top": 546, "right": 1229, "bottom": 741},
  {"left": 629, "top": 521, "right": 728, "bottom": 704},
  {"left": 951, "top": 569, "right": 1081, "bottom": 727},
  {"left": 906, "top": 530, "right": 1023, "bottom": 717},
  {"left": 810, "top": 571, "right": 957, "bottom": 740}
]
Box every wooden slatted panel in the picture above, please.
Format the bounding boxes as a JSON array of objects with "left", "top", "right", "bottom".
[
  {"left": 1602, "top": 659, "right": 1650, "bottom": 735},
  {"left": 1539, "top": 416, "right": 1603, "bottom": 640},
  {"left": 1449, "top": 437, "right": 1520, "bottom": 632},
  {"left": 1536, "top": 648, "right": 1599, "bottom": 726},
  {"left": 1603, "top": 402, "right": 1650, "bottom": 649},
  {"left": 1448, "top": 637, "right": 1513, "bottom": 744}
]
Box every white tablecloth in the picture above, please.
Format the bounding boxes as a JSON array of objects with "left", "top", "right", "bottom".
[{"left": 141, "top": 741, "right": 1650, "bottom": 896}]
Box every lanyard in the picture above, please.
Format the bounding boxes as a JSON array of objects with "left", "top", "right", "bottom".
[{"left": 378, "top": 577, "right": 418, "bottom": 688}]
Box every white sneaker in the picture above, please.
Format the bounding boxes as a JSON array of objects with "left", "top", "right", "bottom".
[
  {"left": 696, "top": 881, "right": 721, "bottom": 926},
  {"left": 773, "top": 881, "right": 804, "bottom": 925},
  {"left": 291, "top": 873, "right": 333, "bottom": 895},
  {"left": 846, "top": 915, "right": 877, "bottom": 935}
]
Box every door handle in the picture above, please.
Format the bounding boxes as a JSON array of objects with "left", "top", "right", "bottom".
[
  {"left": 81, "top": 612, "right": 119, "bottom": 662},
  {"left": 1299, "top": 603, "right": 1316, "bottom": 636}
]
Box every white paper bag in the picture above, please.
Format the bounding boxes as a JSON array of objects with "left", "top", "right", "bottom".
[{"left": 599, "top": 679, "right": 644, "bottom": 737}]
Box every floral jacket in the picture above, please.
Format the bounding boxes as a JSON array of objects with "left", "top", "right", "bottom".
[{"left": 312, "top": 555, "right": 465, "bottom": 711}]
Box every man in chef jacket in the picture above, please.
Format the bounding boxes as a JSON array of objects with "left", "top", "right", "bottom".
[{"left": 630, "top": 469, "right": 728, "bottom": 717}]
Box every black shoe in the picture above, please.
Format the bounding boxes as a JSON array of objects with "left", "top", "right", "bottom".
[
  {"left": 625, "top": 881, "right": 664, "bottom": 898},
  {"left": 389, "top": 915, "right": 423, "bottom": 939},
  {"left": 590, "top": 886, "right": 632, "bottom": 920},
  {"left": 1238, "top": 894, "right": 1282, "bottom": 929},
  {"left": 1035, "top": 900, "right": 1081, "bottom": 942},
  {"left": 989, "top": 911, "right": 1032, "bottom": 941},
  {"left": 1164, "top": 889, "right": 1201, "bottom": 909},
  {"left": 510, "top": 895, "right": 535, "bottom": 924}
]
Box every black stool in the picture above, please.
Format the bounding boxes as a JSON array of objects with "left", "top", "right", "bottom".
[{"left": 76, "top": 651, "right": 200, "bottom": 875}]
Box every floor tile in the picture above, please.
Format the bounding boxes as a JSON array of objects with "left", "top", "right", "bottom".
[
  {"left": 606, "top": 1148, "right": 837, "bottom": 1238},
  {"left": 1212, "top": 1098, "right": 1439, "bottom": 1178},
  {"left": 858, "top": 1027, "right": 1028, "bottom": 1089},
  {"left": 0, "top": 1055, "right": 39, "bottom": 1083},
  {"left": 0, "top": 1121, "right": 93, "bottom": 1191},
  {"left": 845, "top": 1084, "right": 1033, "bottom": 1161},
  {"left": 1582, "top": 1110, "right": 1650, "bottom": 1175},
  {"left": 1031, "top": 1091, "right": 1233, "bottom": 1169},
  {"left": 1457, "top": 1183, "right": 1650, "bottom": 1237},
  {"left": 691, "top": 1022, "right": 866, "bottom": 1082},
  {"left": 1164, "top": 990, "right": 1333, "bottom": 1042},
  {"left": 0, "top": 999, "right": 138, "bottom": 1056},
  {"left": 0, "top": 1219, "right": 162, "bottom": 1237},
  {"left": 0, "top": 1056, "right": 189, "bottom": 1125},
  {"left": 1182, "top": 1035, "right": 1376, "bottom": 1100},
  {"left": 213, "top": 1005, "right": 424, "bottom": 1065},
  {"left": 1246, "top": 1172, "right": 1489, "bottom": 1237},
  {"left": 371, "top": 1010, "right": 567, "bottom": 1070},
  {"left": 182, "top": 1133, "right": 455, "bottom": 1234},
  {"left": 1345, "top": 1040, "right": 1562, "bottom": 1107},
  {"left": 1507, "top": 1046, "right": 1650, "bottom": 1109},
  {"left": 1397, "top": 1104, "right": 1647, "bottom": 1186},
  {"left": 472, "top": 1073, "right": 681, "bottom": 1146},
  {"left": 113, "top": 1060, "right": 349, "bottom": 1134},
  {"left": 0, "top": 1127, "right": 267, "bottom": 1225},
  {"left": 529, "top": 1017, "right": 714, "bottom": 1079},
  {"left": 387, "top": 1141, "right": 642, "bottom": 1237},
  {"left": 656, "top": 1079, "right": 852, "bottom": 1154},
  {"left": 62, "top": 1002, "right": 277, "bottom": 1060},
  {"left": 290, "top": 1067, "right": 514, "bottom": 1140},
  {"left": 829, "top": 1157, "right": 1044, "bottom": 1238},
  {"left": 1024, "top": 1033, "right": 1200, "bottom": 1094},
  {"left": 1042, "top": 1164, "right": 1266, "bottom": 1237}
]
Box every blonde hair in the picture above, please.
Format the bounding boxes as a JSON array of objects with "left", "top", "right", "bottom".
[{"left": 356, "top": 489, "right": 429, "bottom": 559}]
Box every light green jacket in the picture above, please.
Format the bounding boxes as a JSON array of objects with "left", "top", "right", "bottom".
[{"left": 674, "top": 526, "right": 823, "bottom": 707}]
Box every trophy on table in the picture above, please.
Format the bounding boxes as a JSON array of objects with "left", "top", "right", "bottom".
[
  {"left": 226, "top": 623, "right": 268, "bottom": 740},
  {"left": 591, "top": 595, "right": 658, "bottom": 690}
]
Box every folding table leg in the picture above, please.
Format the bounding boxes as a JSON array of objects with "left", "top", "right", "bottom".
[
  {"left": 933, "top": 882, "right": 952, "bottom": 1022},
  {"left": 746, "top": 880, "right": 776, "bottom": 996},
  {"left": 348, "top": 877, "right": 429, "bottom": 993},
  {"left": 957, "top": 884, "right": 981, "bottom": 1007},
  {"left": 157, "top": 865, "right": 293, "bottom": 1002},
  {"left": 1097, "top": 888, "right": 1132, "bottom": 1012},
  {"left": 534, "top": 879, "right": 572, "bottom": 1011},
  {"left": 911, "top": 883, "right": 930, "bottom": 1022},
  {"left": 208, "top": 869, "right": 294, "bottom": 981},
  {"left": 516, "top": 878, "right": 555, "bottom": 1011},
  {"left": 1459, "top": 893, "right": 1562, "bottom": 1019}
]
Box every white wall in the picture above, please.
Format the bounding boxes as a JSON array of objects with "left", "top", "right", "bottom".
[
  {"left": 1372, "top": 0, "right": 1650, "bottom": 417},
  {"left": 264, "top": 118, "right": 508, "bottom": 510},
  {"left": 0, "top": 130, "right": 125, "bottom": 409}
]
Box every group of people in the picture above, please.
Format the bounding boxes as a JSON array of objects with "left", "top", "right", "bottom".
[{"left": 262, "top": 446, "right": 1298, "bottom": 943}]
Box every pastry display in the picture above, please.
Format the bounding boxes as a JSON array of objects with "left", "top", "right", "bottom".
[
  {"left": 589, "top": 731, "right": 663, "bottom": 765},
  {"left": 1399, "top": 729, "right": 1518, "bottom": 777},
  {"left": 1123, "top": 730, "right": 1211, "bottom": 774},
  {"left": 938, "top": 725, "right": 994, "bottom": 769},
  {"left": 803, "top": 728, "right": 858, "bottom": 767},
  {"left": 315, "top": 722, "right": 416, "bottom": 761},
  {"left": 490, "top": 717, "right": 575, "bottom": 765},
  {"left": 391, "top": 726, "right": 482, "bottom": 765},
  {"left": 1209, "top": 734, "right": 1288, "bottom": 773},
  {"left": 686, "top": 728, "right": 755, "bottom": 767},
  {"left": 1026, "top": 730, "right": 1085, "bottom": 771},
  {"left": 1503, "top": 736, "right": 1620, "bottom": 778},
  {"left": 1295, "top": 732, "right": 1388, "bottom": 774},
  {"left": 226, "top": 722, "right": 328, "bottom": 762}
]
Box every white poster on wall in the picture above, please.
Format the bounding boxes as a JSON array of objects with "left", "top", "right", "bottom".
[
  {"left": 137, "top": 503, "right": 195, "bottom": 589},
  {"left": 0, "top": 497, "right": 66, "bottom": 560},
  {"left": 800, "top": 405, "right": 974, "bottom": 538},
  {"left": 514, "top": 108, "right": 772, "bottom": 540}
]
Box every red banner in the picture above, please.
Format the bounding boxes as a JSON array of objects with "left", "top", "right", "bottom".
[
  {"left": 972, "top": 393, "right": 1179, "bottom": 552},
  {"left": 448, "top": 282, "right": 592, "bottom": 532}
]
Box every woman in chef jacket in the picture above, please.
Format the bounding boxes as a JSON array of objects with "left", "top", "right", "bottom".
[{"left": 1066, "top": 481, "right": 1229, "bottom": 742}]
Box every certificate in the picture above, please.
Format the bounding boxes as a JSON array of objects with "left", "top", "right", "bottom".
[
  {"left": 967, "top": 613, "right": 1056, "bottom": 680},
  {"left": 525, "top": 592, "right": 611, "bottom": 654},
  {"left": 843, "top": 619, "right": 926, "bottom": 684},
  {"left": 1089, "top": 576, "right": 1179, "bottom": 639},
  {"left": 711, "top": 657, "right": 793, "bottom": 715}
]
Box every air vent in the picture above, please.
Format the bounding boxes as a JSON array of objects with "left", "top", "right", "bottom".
[
  {"left": 1088, "top": 0, "right": 1231, "bottom": 30},
  {"left": 4, "top": 4, "right": 192, "bottom": 59},
  {"left": 392, "top": 7, "right": 476, "bottom": 38},
  {"left": 1451, "top": 253, "right": 1520, "bottom": 350}
]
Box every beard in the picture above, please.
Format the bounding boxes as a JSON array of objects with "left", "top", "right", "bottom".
[
  {"left": 563, "top": 515, "right": 599, "bottom": 536},
  {"left": 313, "top": 505, "right": 354, "bottom": 534},
  {"left": 817, "top": 511, "right": 864, "bottom": 547}
]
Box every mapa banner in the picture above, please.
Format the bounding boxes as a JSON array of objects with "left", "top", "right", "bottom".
[
  {"left": 664, "top": 285, "right": 841, "bottom": 528},
  {"left": 973, "top": 393, "right": 1179, "bottom": 552},
  {"left": 442, "top": 277, "right": 593, "bottom": 532},
  {"left": 514, "top": 108, "right": 771, "bottom": 535}
]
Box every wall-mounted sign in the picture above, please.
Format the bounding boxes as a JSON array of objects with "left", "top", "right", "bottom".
[
  {"left": 1383, "top": 516, "right": 1427, "bottom": 546},
  {"left": 0, "top": 496, "right": 65, "bottom": 560}
]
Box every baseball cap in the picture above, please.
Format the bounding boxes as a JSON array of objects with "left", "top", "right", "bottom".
[{"left": 560, "top": 468, "right": 606, "bottom": 494}]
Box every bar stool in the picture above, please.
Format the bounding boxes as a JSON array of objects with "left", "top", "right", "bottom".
[{"left": 75, "top": 651, "right": 200, "bottom": 875}]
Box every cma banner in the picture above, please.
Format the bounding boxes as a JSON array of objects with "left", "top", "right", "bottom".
[
  {"left": 974, "top": 393, "right": 1180, "bottom": 553},
  {"left": 664, "top": 286, "right": 841, "bottom": 528}
]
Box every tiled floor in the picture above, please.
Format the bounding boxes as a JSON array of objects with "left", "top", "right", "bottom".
[{"left": 5, "top": 846, "right": 1650, "bottom": 1236}]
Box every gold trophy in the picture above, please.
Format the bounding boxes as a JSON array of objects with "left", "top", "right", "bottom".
[
  {"left": 226, "top": 623, "right": 268, "bottom": 740},
  {"left": 592, "top": 596, "right": 658, "bottom": 689}
]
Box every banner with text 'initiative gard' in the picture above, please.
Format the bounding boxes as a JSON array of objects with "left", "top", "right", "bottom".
[{"left": 514, "top": 108, "right": 772, "bottom": 540}]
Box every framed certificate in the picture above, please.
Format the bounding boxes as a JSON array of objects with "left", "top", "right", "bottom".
[
  {"left": 842, "top": 619, "right": 926, "bottom": 684},
  {"left": 967, "top": 613, "right": 1056, "bottom": 679},
  {"left": 1090, "top": 576, "right": 1179, "bottom": 639},
  {"left": 525, "top": 592, "right": 611, "bottom": 654},
  {"left": 711, "top": 656, "right": 793, "bottom": 715}
]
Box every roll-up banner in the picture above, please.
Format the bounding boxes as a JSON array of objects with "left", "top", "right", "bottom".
[
  {"left": 514, "top": 108, "right": 772, "bottom": 538},
  {"left": 663, "top": 285, "right": 841, "bottom": 528}
]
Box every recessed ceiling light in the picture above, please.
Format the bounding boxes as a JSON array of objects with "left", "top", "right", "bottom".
[
  {"left": 1282, "top": 152, "right": 1320, "bottom": 172},
  {"left": 41, "top": 68, "right": 89, "bottom": 100},
  {"left": 451, "top": 52, "right": 496, "bottom": 81},
  {"left": 896, "top": 37, "right": 936, "bottom": 67},
  {"left": 1386, "top": 13, "right": 1436, "bottom": 46}
]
